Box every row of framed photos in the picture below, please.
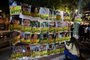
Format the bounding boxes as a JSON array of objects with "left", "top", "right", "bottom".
[
  {"left": 10, "top": 15, "right": 70, "bottom": 27},
  {"left": 11, "top": 31, "right": 70, "bottom": 59},
  {"left": 11, "top": 42, "right": 65, "bottom": 59},
  {"left": 12, "top": 31, "right": 71, "bottom": 45}
]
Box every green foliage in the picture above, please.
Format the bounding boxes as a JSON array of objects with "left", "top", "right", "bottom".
[{"left": 15, "top": 0, "right": 90, "bottom": 11}]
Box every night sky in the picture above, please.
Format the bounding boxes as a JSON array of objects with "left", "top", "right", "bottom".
[
  {"left": 0, "top": 0, "right": 90, "bottom": 14},
  {"left": 0, "top": 0, "right": 9, "bottom": 14}
]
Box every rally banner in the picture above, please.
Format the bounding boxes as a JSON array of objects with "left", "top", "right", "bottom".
[{"left": 10, "top": 6, "right": 21, "bottom": 15}]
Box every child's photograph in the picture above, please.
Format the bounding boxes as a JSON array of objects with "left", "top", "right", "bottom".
[
  {"left": 30, "top": 45, "right": 39, "bottom": 51},
  {"left": 10, "top": 15, "right": 22, "bottom": 25},
  {"left": 48, "top": 44, "right": 55, "bottom": 50},
  {"left": 31, "top": 21, "right": 40, "bottom": 27},
  {"left": 39, "top": 44, "right": 47, "bottom": 51},
  {"left": 22, "top": 19, "right": 31, "bottom": 26},
  {"left": 41, "top": 22, "right": 49, "bottom": 27},
  {"left": 48, "top": 34, "right": 54, "bottom": 40},
  {"left": 57, "top": 21, "right": 61, "bottom": 27},
  {"left": 30, "top": 34, "right": 39, "bottom": 44},
  {"left": 49, "top": 22, "right": 56, "bottom": 27},
  {"left": 24, "top": 32, "right": 31, "bottom": 40}
]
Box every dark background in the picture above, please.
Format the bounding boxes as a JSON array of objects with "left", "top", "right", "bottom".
[{"left": 0, "top": 0, "right": 9, "bottom": 14}]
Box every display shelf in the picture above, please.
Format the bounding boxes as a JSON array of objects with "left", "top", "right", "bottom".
[{"left": 9, "top": 1, "right": 71, "bottom": 60}]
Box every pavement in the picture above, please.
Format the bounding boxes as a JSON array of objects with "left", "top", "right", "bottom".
[
  {"left": 51, "top": 55, "right": 65, "bottom": 60},
  {"left": 0, "top": 48, "right": 12, "bottom": 60}
]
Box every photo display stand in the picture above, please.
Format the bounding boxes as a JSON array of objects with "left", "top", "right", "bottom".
[{"left": 9, "top": 1, "right": 71, "bottom": 60}]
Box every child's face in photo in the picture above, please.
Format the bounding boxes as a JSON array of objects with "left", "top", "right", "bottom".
[
  {"left": 50, "top": 22, "right": 56, "bottom": 27},
  {"left": 48, "top": 35, "right": 52, "bottom": 40},
  {"left": 14, "top": 19, "right": 20, "bottom": 25},
  {"left": 23, "top": 19, "right": 30, "bottom": 26},
  {"left": 33, "top": 34, "right": 38, "bottom": 39},
  {"left": 34, "top": 8, "right": 38, "bottom": 13}
]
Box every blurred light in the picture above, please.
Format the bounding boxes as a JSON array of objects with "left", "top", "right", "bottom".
[
  {"left": 0, "top": 10, "right": 2, "bottom": 12},
  {"left": 75, "top": 9, "right": 78, "bottom": 13},
  {"left": 86, "top": 14, "right": 88, "bottom": 15}
]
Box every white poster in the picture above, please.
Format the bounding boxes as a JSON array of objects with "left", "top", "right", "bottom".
[{"left": 39, "top": 7, "right": 49, "bottom": 15}]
